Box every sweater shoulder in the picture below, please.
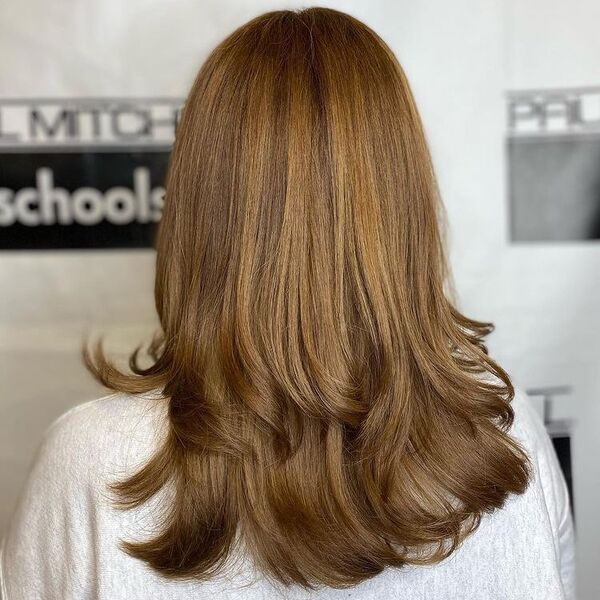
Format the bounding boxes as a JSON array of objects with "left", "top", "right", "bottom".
[{"left": 37, "top": 390, "right": 168, "bottom": 485}]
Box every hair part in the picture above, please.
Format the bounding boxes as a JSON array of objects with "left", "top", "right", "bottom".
[{"left": 84, "top": 6, "right": 531, "bottom": 591}]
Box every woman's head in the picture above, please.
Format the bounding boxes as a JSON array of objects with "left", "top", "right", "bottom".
[{"left": 85, "top": 6, "right": 530, "bottom": 590}]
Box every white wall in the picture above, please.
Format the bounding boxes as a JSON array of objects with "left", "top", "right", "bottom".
[
  {"left": 1, "top": 0, "right": 598, "bottom": 597},
  {"left": 501, "top": 3, "right": 600, "bottom": 597}
]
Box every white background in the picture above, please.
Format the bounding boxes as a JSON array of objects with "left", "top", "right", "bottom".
[{"left": 0, "top": 0, "right": 598, "bottom": 597}]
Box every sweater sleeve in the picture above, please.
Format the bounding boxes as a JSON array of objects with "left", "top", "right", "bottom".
[
  {"left": 514, "top": 388, "right": 577, "bottom": 600},
  {"left": 0, "top": 401, "right": 103, "bottom": 600}
]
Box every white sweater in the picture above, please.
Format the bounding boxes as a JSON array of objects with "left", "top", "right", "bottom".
[{"left": 0, "top": 385, "right": 575, "bottom": 599}]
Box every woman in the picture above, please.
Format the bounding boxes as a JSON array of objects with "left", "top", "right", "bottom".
[{"left": 0, "top": 6, "right": 574, "bottom": 599}]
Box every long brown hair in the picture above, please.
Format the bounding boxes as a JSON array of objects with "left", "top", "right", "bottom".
[{"left": 84, "top": 6, "right": 531, "bottom": 591}]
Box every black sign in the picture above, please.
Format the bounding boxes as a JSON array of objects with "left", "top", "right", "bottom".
[
  {"left": 506, "top": 86, "right": 600, "bottom": 242},
  {"left": 0, "top": 97, "right": 183, "bottom": 250}
]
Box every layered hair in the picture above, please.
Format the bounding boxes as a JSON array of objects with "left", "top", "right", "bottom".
[{"left": 85, "top": 6, "right": 531, "bottom": 591}]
